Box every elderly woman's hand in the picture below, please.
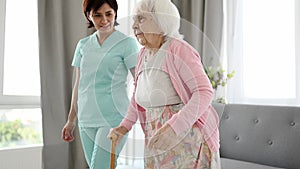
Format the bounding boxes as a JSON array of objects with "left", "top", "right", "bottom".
[
  {"left": 147, "top": 124, "right": 179, "bottom": 151},
  {"left": 107, "top": 126, "right": 129, "bottom": 145}
]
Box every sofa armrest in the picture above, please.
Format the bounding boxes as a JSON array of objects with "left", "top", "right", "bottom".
[{"left": 211, "top": 102, "right": 225, "bottom": 119}]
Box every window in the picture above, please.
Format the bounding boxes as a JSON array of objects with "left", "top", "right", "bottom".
[
  {"left": 116, "top": 0, "right": 142, "bottom": 39},
  {"left": 226, "top": 0, "right": 300, "bottom": 106},
  {"left": 0, "top": 0, "right": 42, "bottom": 149}
]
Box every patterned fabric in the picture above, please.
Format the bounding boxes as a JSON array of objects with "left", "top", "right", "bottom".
[
  {"left": 144, "top": 104, "right": 221, "bottom": 169},
  {"left": 120, "top": 38, "right": 220, "bottom": 153}
]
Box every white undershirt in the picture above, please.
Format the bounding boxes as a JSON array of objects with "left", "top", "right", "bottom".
[{"left": 135, "top": 42, "right": 182, "bottom": 108}]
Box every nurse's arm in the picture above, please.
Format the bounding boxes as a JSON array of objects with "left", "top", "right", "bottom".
[{"left": 68, "top": 67, "right": 80, "bottom": 123}]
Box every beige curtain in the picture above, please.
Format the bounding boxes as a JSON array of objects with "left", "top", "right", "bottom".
[
  {"left": 172, "top": 0, "right": 223, "bottom": 68},
  {"left": 38, "top": 0, "right": 88, "bottom": 168}
]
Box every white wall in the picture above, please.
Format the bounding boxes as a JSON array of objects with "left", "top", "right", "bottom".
[{"left": 0, "top": 146, "right": 42, "bottom": 169}]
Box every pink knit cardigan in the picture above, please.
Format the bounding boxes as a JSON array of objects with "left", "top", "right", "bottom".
[{"left": 120, "top": 38, "right": 220, "bottom": 152}]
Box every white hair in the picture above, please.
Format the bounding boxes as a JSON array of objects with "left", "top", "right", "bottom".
[{"left": 134, "top": 0, "right": 183, "bottom": 39}]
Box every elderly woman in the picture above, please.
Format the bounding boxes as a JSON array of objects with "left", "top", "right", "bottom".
[{"left": 108, "top": 0, "right": 221, "bottom": 168}]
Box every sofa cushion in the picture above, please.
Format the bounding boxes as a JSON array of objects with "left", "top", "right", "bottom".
[
  {"left": 219, "top": 104, "right": 300, "bottom": 169},
  {"left": 221, "top": 158, "right": 285, "bottom": 169}
]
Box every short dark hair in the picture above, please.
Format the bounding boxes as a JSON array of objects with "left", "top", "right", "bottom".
[{"left": 83, "top": 0, "right": 118, "bottom": 28}]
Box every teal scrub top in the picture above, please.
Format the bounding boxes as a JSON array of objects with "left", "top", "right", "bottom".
[{"left": 72, "top": 30, "right": 138, "bottom": 127}]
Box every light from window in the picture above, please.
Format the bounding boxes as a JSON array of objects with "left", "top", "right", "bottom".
[
  {"left": 117, "top": 0, "right": 129, "bottom": 21},
  {"left": 0, "top": 0, "right": 42, "bottom": 149},
  {"left": 0, "top": 108, "right": 42, "bottom": 149},
  {"left": 3, "top": 0, "right": 40, "bottom": 96},
  {"left": 242, "top": 0, "right": 296, "bottom": 99}
]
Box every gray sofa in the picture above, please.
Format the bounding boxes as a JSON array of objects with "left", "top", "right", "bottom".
[{"left": 212, "top": 103, "right": 300, "bottom": 169}]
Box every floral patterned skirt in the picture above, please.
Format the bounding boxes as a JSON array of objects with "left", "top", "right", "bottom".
[{"left": 144, "top": 104, "right": 221, "bottom": 169}]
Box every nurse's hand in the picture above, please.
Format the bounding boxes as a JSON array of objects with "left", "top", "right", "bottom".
[
  {"left": 148, "top": 124, "right": 178, "bottom": 151},
  {"left": 108, "top": 126, "right": 129, "bottom": 145},
  {"left": 62, "top": 121, "right": 76, "bottom": 142}
]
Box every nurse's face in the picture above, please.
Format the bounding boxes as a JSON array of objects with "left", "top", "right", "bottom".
[{"left": 89, "top": 3, "right": 116, "bottom": 34}]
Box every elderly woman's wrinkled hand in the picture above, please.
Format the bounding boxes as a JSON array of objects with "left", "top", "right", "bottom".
[
  {"left": 107, "top": 126, "right": 129, "bottom": 145},
  {"left": 147, "top": 124, "right": 179, "bottom": 151}
]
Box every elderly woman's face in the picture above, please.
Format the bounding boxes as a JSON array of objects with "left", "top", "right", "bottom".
[{"left": 132, "top": 12, "right": 162, "bottom": 46}]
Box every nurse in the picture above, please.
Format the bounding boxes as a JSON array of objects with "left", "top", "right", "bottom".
[{"left": 61, "top": 0, "right": 138, "bottom": 168}]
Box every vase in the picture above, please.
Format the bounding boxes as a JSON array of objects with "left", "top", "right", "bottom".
[{"left": 213, "top": 86, "right": 226, "bottom": 104}]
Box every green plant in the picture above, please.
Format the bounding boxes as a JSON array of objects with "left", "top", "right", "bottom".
[
  {"left": 204, "top": 66, "right": 235, "bottom": 103},
  {"left": 204, "top": 66, "right": 235, "bottom": 90},
  {"left": 0, "top": 119, "right": 41, "bottom": 147}
]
